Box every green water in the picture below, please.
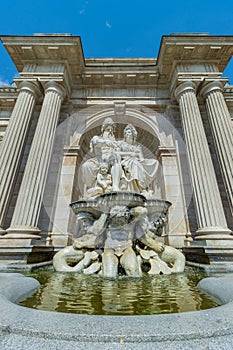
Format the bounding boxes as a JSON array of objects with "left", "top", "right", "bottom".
[{"left": 19, "top": 269, "right": 218, "bottom": 315}]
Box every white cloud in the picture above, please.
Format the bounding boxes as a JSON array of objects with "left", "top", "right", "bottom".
[
  {"left": 106, "top": 20, "right": 112, "bottom": 29},
  {"left": 79, "top": 1, "right": 88, "bottom": 15},
  {"left": 0, "top": 78, "right": 10, "bottom": 86}
]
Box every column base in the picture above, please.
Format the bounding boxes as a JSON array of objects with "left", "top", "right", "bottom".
[
  {"left": 0, "top": 245, "right": 55, "bottom": 264},
  {"left": 186, "top": 261, "right": 233, "bottom": 273},
  {"left": 0, "top": 226, "right": 42, "bottom": 247},
  {"left": 0, "top": 227, "right": 6, "bottom": 235},
  {"left": 0, "top": 234, "right": 41, "bottom": 247},
  {"left": 195, "top": 226, "right": 232, "bottom": 240},
  {"left": 183, "top": 245, "right": 233, "bottom": 265},
  {"left": 194, "top": 237, "right": 233, "bottom": 247},
  {"left": 192, "top": 228, "right": 233, "bottom": 248},
  {"left": 6, "top": 225, "right": 41, "bottom": 236}
]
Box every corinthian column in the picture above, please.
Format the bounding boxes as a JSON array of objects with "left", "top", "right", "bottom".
[
  {"left": 7, "top": 81, "right": 66, "bottom": 237},
  {"left": 0, "top": 81, "right": 41, "bottom": 233},
  {"left": 201, "top": 81, "right": 233, "bottom": 214},
  {"left": 175, "top": 81, "right": 231, "bottom": 240}
]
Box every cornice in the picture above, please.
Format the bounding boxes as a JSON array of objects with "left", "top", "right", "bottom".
[
  {"left": 157, "top": 34, "right": 233, "bottom": 86},
  {"left": 1, "top": 34, "right": 233, "bottom": 91},
  {"left": 0, "top": 35, "right": 85, "bottom": 81}
]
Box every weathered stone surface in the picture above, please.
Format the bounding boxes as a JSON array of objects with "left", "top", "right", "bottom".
[
  {"left": 1, "top": 273, "right": 233, "bottom": 348},
  {"left": 0, "top": 33, "right": 233, "bottom": 265},
  {"left": 83, "top": 261, "right": 101, "bottom": 274}
]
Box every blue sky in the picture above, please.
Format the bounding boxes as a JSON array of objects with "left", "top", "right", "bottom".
[{"left": 1, "top": 0, "right": 233, "bottom": 84}]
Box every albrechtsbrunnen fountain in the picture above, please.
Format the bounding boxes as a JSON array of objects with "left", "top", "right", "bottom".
[{"left": 53, "top": 118, "right": 185, "bottom": 277}]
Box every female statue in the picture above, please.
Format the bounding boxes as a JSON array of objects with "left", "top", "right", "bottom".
[
  {"left": 80, "top": 117, "right": 118, "bottom": 195},
  {"left": 114, "top": 124, "right": 158, "bottom": 195}
]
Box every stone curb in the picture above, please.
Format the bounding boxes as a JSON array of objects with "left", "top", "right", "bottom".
[{"left": 1, "top": 273, "right": 233, "bottom": 344}]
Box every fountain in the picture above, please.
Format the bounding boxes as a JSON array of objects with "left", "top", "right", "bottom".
[
  {"left": 53, "top": 118, "right": 185, "bottom": 276},
  {"left": 0, "top": 117, "right": 224, "bottom": 348}
]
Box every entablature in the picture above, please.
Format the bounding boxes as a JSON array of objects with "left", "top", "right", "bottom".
[
  {"left": 157, "top": 34, "right": 233, "bottom": 87},
  {"left": 1, "top": 33, "right": 233, "bottom": 98},
  {"left": 0, "top": 86, "right": 18, "bottom": 106},
  {"left": 75, "top": 58, "right": 159, "bottom": 88},
  {"left": 0, "top": 34, "right": 85, "bottom": 92}
]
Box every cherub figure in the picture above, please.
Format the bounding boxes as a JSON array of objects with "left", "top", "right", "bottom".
[
  {"left": 96, "top": 163, "right": 112, "bottom": 193},
  {"left": 86, "top": 163, "right": 113, "bottom": 198}
]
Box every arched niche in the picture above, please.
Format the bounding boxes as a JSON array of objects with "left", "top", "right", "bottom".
[
  {"left": 50, "top": 105, "right": 189, "bottom": 249},
  {"left": 71, "top": 107, "right": 172, "bottom": 200},
  {"left": 73, "top": 107, "right": 170, "bottom": 156}
]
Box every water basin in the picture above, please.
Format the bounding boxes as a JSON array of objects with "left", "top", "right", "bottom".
[{"left": 19, "top": 268, "right": 218, "bottom": 315}]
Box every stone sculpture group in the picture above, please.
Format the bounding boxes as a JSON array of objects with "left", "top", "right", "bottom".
[
  {"left": 80, "top": 118, "right": 158, "bottom": 197},
  {"left": 53, "top": 118, "right": 185, "bottom": 277}
]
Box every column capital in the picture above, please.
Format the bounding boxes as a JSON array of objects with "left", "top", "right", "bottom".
[
  {"left": 44, "top": 81, "right": 66, "bottom": 100},
  {"left": 200, "top": 80, "right": 224, "bottom": 99},
  {"left": 174, "top": 81, "right": 197, "bottom": 101},
  {"left": 16, "top": 79, "right": 42, "bottom": 100}
]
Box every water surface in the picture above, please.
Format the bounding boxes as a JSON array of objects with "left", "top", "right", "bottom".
[{"left": 19, "top": 269, "right": 218, "bottom": 315}]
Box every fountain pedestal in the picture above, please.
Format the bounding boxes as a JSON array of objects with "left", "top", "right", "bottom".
[{"left": 184, "top": 245, "right": 233, "bottom": 266}]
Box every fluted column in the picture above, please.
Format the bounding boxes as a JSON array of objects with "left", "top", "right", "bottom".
[
  {"left": 201, "top": 81, "right": 233, "bottom": 214},
  {"left": 0, "top": 81, "right": 41, "bottom": 233},
  {"left": 175, "top": 81, "right": 231, "bottom": 239},
  {"left": 7, "top": 81, "right": 66, "bottom": 237}
]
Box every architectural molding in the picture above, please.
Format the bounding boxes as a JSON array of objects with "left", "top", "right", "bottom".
[
  {"left": 0, "top": 33, "right": 233, "bottom": 263},
  {"left": 15, "top": 79, "right": 42, "bottom": 99},
  {"left": 174, "top": 80, "right": 197, "bottom": 100}
]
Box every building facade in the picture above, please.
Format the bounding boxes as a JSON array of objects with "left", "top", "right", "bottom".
[{"left": 0, "top": 34, "right": 232, "bottom": 264}]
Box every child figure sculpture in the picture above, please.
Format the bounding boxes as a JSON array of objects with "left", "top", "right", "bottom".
[{"left": 96, "top": 163, "right": 113, "bottom": 194}]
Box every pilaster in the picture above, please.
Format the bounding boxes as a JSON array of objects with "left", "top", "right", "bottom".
[
  {"left": 47, "top": 145, "right": 80, "bottom": 247},
  {"left": 157, "top": 146, "right": 191, "bottom": 247}
]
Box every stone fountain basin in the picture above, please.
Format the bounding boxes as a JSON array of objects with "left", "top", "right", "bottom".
[
  {"left": 1, "top": 272, "right": 233, "bottom": 348},
  {"left": 70, "top": 192, "right": 171, "bottom": 219},
  {"left": 70, "top": 192, "right": 147, "bottom": 218}
]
